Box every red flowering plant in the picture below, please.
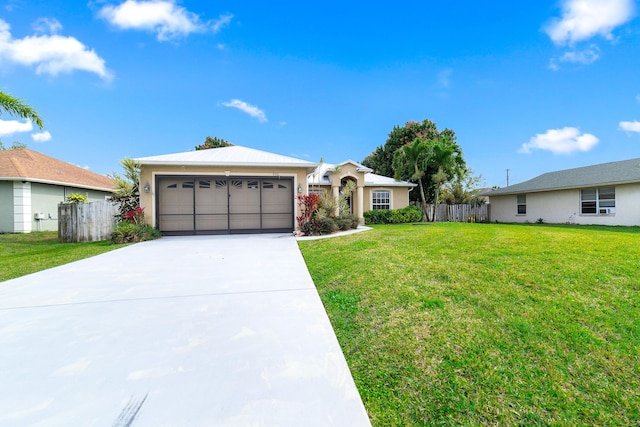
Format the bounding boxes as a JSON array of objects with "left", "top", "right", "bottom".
[
  {"left": 296, "top": 193, "right": 320, "bottom": 234},
  {"left": 122, "top": 206, "right": 145, "bottom": 225}
]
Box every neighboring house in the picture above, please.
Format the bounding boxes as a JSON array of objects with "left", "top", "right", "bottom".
[
  {"left": 0, "top": 149, "right": 115, "bottom": 233},
  {"left": 485, "top": 158, "right": 640, "bottom": 226},
  {"left": 135, "top": 146, "right": 416, "bottom": 235},
  {"left": 307, "top": 160, "right": 416, "bottom": 220}
]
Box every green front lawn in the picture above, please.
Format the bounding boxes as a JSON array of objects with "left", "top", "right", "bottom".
[
  {"left": 0, "top": 231, "right": 125, "bottom": 282},
  {"left": 299, "top": 223, "right": 640, "bottom": 426}
]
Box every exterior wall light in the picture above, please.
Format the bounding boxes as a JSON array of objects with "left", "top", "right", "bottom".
[
  {"left": 144, "top": 182, "right": 151, "bottom": 193},
  {"left": 297, "top": 184, "right": 303, "bottom": 193}
]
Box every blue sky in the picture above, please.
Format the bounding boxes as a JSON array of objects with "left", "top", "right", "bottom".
[{"left": 1, "top": 0, "right": 639, "bottom": 188}]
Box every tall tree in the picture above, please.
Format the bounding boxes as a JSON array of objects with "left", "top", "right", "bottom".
[
  {"left": 428, "top": 137, "right": 466, "bottom": 220},
  {"left": 195, "top": 136, "right": 232, "bottom": 150},
  {"left": 0, "top": 90, "right": 44, "bottom": 129},
  {"left": 392, "top": 138, "right": 431, "bottom": 222},
  {"left": 362, "top": 119, "right": 455, "bottom": 180},
  {"left": 392, "top": 136, "right": 466, "bottom": 221}
]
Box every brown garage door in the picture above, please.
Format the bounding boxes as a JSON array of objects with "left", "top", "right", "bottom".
[{"left": 157, "top": 176, "right": 294, "bottom": 235}]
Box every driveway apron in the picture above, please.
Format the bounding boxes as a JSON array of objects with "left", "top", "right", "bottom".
[{"left": 0, "top": 234, "right": 371, "bottom": 426}]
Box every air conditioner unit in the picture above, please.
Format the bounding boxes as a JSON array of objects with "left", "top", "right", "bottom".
[
  {"left": 599, "top": 208, "right": 615, "bottom": 214},
  {"left": 34, "top": 212, "right": 46, "bottom": 220}
]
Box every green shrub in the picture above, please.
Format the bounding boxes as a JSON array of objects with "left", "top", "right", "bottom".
[
  {"left": 112, "top": 223, "right": 161, "bottom": 244},
  {"left": 364, "top": 206, "right": 422, "bottom": 224},
  {"left": 65, "top": 193, "right": 88, "bottom": 204},
  {"left": 336, "top": 218, "right": 353, "bottom": 231}
]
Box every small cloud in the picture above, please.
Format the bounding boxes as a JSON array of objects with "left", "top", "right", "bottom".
[
  {"left": 558, "top": 45, "right": 600, "bottom": 64},
  {"left": 31, "top": 130, "right": 52, "bottom": 142},
  {"left": 520, "top": 127, "right": 599, "bottom": 155},
  {"left": 0, "top": 19, "right": 111, "bottom": 80},
  {"left": 222, "top": 99, "right": 267, "bottom": 123},
  {"left": 32, "top": 18, "right": 63, "bottom": 34},
  {"left": 0, "top": 119, "right": 33, "bottom": 137},
  {"left": 544, "top": 0, "right": 635, "bottom": 46},
  {"left": 99, "top": 1, "right": 232, "bottom": 41},
  {"left": 211, "top": 13, "right": 233, "bottom": 33},
  {"left": 619, "top": 120, "right": 640, "bottom": 133},
  {"left": 290, "top": 153, "right": 310, "bottom": 159}
]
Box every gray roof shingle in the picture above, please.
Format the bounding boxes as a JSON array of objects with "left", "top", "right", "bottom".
[{"left": 486, "top": 158, "right": 640, "bottom": 196}]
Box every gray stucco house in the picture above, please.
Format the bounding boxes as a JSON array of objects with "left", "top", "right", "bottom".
[
  {"left": 0, "top": 149, "right": 114, "bottom": 233},
  {"left": 485, "top": 158, "right": 640, "bottom": 226}
]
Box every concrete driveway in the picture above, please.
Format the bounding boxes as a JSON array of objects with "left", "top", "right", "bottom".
[{"left": 0, "top": 234, "right": 371, "bottom": 426}]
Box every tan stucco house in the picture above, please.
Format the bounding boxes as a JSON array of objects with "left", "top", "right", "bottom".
[
  {"left": 0, "top": 149, "right": 115, "bottom": 233},
  {"left": 485, "top": 158, "right": 640, "bottom": 226},
  {"left": 136, "top": 146, "right": 416, "bottom": 235},
  {"left": 307, "top": 160, "right": 417, "bottom": 220}
]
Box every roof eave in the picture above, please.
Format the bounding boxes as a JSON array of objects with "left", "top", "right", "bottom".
[
  {"left": 487, "top": 178, "right": 640, "bottom": 196},
  {"left": 0, "top": 176, "right": 114, "bottom": 192}
]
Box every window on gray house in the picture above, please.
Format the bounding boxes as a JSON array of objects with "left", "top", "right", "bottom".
[
  {"left": 516, "top": 194, "right": 526, "bottom": 215},
  {"left": 581, "top": 187, "right": 615, "bottom": 214}
]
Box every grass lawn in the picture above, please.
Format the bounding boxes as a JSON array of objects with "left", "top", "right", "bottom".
[
  {"left": 0, "top": 231, "right": 125, "bottom": 282},
  {"left": 298, "top": 223, "right": 640, "bottom": 426}
]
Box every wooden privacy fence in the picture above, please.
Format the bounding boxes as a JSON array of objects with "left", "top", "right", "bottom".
[
  {"left": 426, "top": 204, "right": 490, "bottom": 223},
  {"left": 58, "top": 201, "right": 119, "bottom": 243}
]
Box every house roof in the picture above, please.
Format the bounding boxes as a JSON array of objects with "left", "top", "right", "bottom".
[
  {"left": 0, "top": 148, "right": 114, "bottom": 191},
  {"left": 135, "top": 146, "right": 318, "bottom": 170},
  {"left": 486, "top": 158, "right": 640, "bottom": 196},
  {"left": 308, "top": 162, "right": 417, "bottom": 188}
]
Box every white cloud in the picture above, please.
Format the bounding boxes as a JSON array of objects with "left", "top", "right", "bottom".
[
  {"left": 558, "top": 45, "right": 600, "bottom": 64},
  {"left": 0, "top": 19, "right": 111, "bottom": 79},
  {"left": 33, "top": 18, "right": 63, "bottom": 34},
  {"left": 99, "top": 1, "right": 232, "bottom": 41},
  {"left": 211, "top": 13, "right": 233, "bottom": 34},
  {"left": 222, "top": 99, "right": 268, "bottom": 123},
  {"left": 619, "top": 120, "right": 640, "bottom": 133},
  {"left": 31, "top": 130, "right": 52, "bottom": 142},
  {"left": 520, "top": 127, "right": 599, "bottom": 155},
  {"left": 0, "top": 119, "right": 33, "bottom": 137},
  {"left": 545, "top": 0, "right": 635, "bottom": 46}
]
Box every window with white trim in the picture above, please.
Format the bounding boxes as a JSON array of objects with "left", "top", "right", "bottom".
[
  {"left": 516, "top": 194, "right": 526, "bottom": 215},
  {"left": 372, "top": 190, "right": 390, "bottom": 210},
  {"left": 581, "top": 187, "right": 615, "bottom": 214}
]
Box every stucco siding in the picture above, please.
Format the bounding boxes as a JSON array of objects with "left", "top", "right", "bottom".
[
  {"left": 139, "top": 164, "right": 310, "bottom": 228},
  {"left": 0, "top": 181, "right": 14, "bottom": 232},
  {"left": 489, "top": 182, "right": 640, "bottom": 226},
  {"left": 363, "top": 187, "right": 410, "bottom": 211},
  {"left": 31, "top": 183, "right": 65, "bottom": 231}
]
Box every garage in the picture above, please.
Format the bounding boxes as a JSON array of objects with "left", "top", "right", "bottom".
[
  {"left": 157, "top": 175, "right": 294, "bottom": 234},
  {"left": 136, "top": 146, "right": 317, "bottom": 235}
]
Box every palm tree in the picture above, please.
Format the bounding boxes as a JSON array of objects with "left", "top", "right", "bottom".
[
  {"left": 0, "top": 90, "right": 44, "bottom": 129},
  {"left": 427, "top": 137, "right": 465, "bottom": 221},
  {"left": 109, "top": 158, "right": 142, "bottom": 219},
  {"left": 393, "top": 138, "right": 431, "bottom": 222}
]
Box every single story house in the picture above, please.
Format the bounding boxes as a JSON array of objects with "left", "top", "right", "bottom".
[
  {"left": 136, "top": 146, "right": 416, "bottom": 235},
  {"left": 0, "top": 149, "right": 115, "bottom": 233},
  {"left": 485, "top": 158, "right": 640, "bottom": 226},
  {"left": 307, "top": 160, "right": 417, "bottom": 219}
]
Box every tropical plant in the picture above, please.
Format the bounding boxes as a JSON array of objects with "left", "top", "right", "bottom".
[
  {"left": 362, "top": 119, "right": 454, "bottom": 180},
  {"left": 109, "top": 158, "right": 142, "bottom": 221},
  {"left": 392, "top": 138, "right": 431, "bottom": 221},
  {"left": 0, "top": 90, "right": 44, "bottom": 129},
  {"left": 65, "top": 193, "right": 88, "bottom": 204}
]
